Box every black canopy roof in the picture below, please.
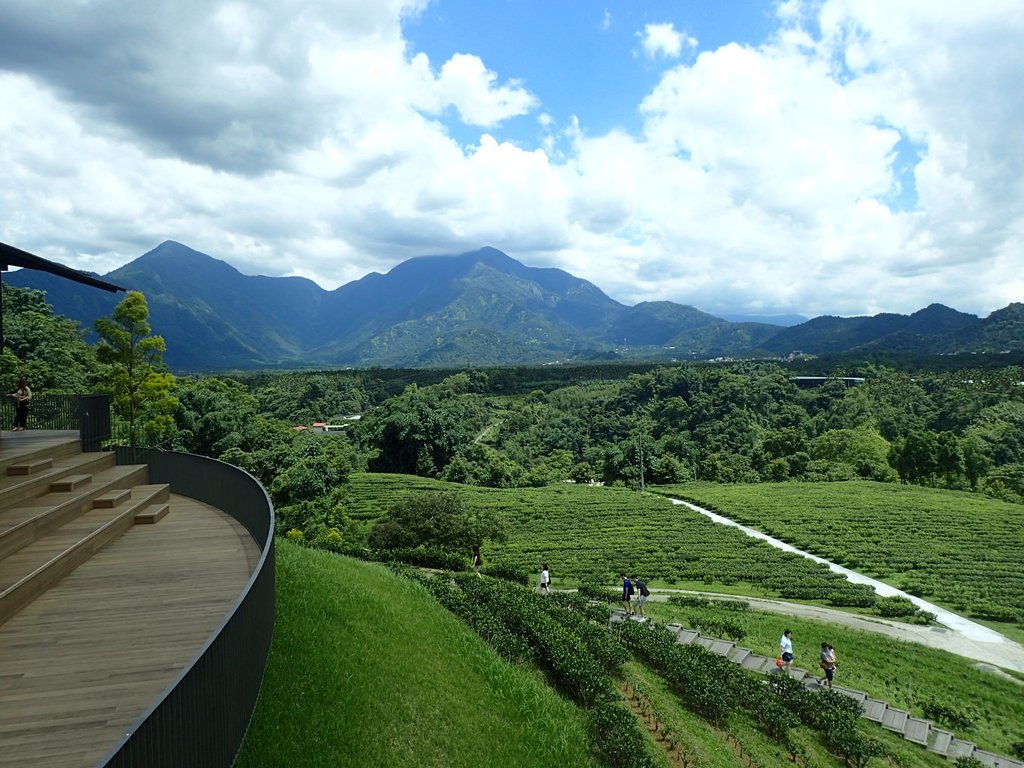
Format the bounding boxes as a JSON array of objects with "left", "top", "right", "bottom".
[{"left": 0, "top": 241, "right": 126, "bottom": 294}]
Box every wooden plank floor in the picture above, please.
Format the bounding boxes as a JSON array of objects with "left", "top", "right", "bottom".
[{"left": 0, "top": 453, "right": 261, "bottom": 768}]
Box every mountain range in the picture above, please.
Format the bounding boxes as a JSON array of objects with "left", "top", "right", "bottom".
[{"left": 7, "top": 240, "right": 1023, "bottom": 371}]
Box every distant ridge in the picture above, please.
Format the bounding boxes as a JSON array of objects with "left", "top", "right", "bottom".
[{"left": 7, "top": 241, "right": 1023, "bottom": 370}]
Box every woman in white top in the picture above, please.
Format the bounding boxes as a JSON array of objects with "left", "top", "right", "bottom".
[
  {"left": 540, "top": 564, "right": 550, "bottom": 594},
  {"left": 11, "top": 378, "right": 31, "bottom": 431}
]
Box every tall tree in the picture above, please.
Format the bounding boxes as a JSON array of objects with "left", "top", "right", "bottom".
[{"left": 95, "top": 291, "right": 177, "bottom": 448}]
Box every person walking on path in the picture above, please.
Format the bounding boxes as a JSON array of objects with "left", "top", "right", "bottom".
[
  {"left": 9, "top": 378, "right": 31, "bottom": 431},
  {"left": 779, "top": 629, "right": 794, "bottom": 675},
  {"left": 819, "top": 643, "right": 837, "bottom": 688},
  {"left": 633, "top": 576, "right": 650, "bottom": 618},
  {"left": 472, "top": 548, "right": 483, "bottom": 577},
  {"left": 621, "top": 574, "right": 634, "bottom": 615},
  {"left": 540, "top": 564, "right": 550, "bottom": 594}
]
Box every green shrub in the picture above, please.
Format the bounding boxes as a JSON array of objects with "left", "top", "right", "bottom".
[
  {"left": 875, "top": 595, "right": 921, "bottom": 617},
  {"left": 920, "top": 699, "right": 976, "bottom": 731},
  {"left": 588, "top": 699, "right": 660, "bottom": 768},
  {"left": 482, "top": 562, "right": 531, "bottom": 585}
]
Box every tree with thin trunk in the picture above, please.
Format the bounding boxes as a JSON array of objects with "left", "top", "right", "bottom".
[{"left": 95, "top": 291, "right": 177, "bottom": 448}]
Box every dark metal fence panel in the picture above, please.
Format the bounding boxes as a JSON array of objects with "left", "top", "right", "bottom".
[
  {"left": 97, "top": 450, "right": 275, "bottom": 768},
  {"left": 0, "top": 393, "right": 111, "bottom": 451},
  {"left": 78, "top": 394, "right": 112, "bottom": 451}
]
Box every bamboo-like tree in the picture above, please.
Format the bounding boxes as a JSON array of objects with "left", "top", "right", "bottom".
[{"left": 95, "top": 290, "right": 177, "bottom": 448}]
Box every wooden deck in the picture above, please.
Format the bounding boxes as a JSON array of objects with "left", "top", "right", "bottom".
[{"left": 0, "top": 431, "right": 263, "bottom": 768}]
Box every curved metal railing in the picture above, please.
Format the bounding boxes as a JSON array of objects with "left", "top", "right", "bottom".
[{"left": 97, "top": 449, "right": 275, "bottom": 768}]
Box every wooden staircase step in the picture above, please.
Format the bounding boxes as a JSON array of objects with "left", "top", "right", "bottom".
[
  {"left": 0, "top": 464, "right": 149, "bottom": 562},
  {"left": 0, "top": 437, "right": 80, "bottom": 476},
  {"left": 0, "top": 452, "right": 117, "bottom": 514},
  {"left": 50, "top": 474, "right": 93, "bottom": 492},
  {"left": 135, "top": 502, "right": 170, "bottom": 525},
  {"left": 0, "top": 483, "right": 170, "bottom": 627},
  {"left": 6, "top": 458, "right": 55, "bottom": 476},
  {"left": 93, "top": 488, "right": 132, "bottom": 508},
  {"left": 0, "top": 507, "right": 137, "bottom": 626}
]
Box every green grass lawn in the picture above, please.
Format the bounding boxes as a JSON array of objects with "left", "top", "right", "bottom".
[{"left": 236, "top": 539, "right": 599, "bottom": 768}]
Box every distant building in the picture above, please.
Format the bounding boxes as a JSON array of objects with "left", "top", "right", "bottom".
[{"left": 310, "top": 415, "right": 362, "bottom": 433}]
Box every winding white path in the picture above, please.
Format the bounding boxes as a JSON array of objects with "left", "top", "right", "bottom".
[{"left": 669, "top": 497, "right": 1020, "bottom": 651}]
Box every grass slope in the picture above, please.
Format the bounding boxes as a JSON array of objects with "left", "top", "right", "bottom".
[{"left": 236, "top": 539, "right": 598, "bottom": 768}]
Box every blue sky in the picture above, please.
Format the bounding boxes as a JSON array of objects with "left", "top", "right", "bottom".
[
  {"left": 0, "top": 0, "right": 1022, "bottom": 318},
  {"left": 406, "top": 0, "right": 775, "bottom": 145}
]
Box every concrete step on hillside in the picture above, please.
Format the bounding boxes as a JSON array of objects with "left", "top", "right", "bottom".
[
  {"left": 675, "top": 629, "right": 699, "bottom": 645},
  {"left": 0, "top": 483, "right": 169, "bottom": 627},
  {"left": 861, "top": 698, "right": 887, "bottom": 722},
  {"left": 0, "top": 451, "right": 117, "bottom": 514},
  {"left": 972, "top": 749, "right": 1024, "bottom": 768},
  {"left": 903, "top": 716, "right": 930, "bottom": 745},
  {"left": 0, "top": 464, "right": 149, "bottom": 561},
  {"left": 727, "top": 646, "right": 752, "bottom": 664},
  {"left": 881, "top": 707, "right": 909, "bottom": 733},
  {"left": 947, "top": 739, "right": 977, "bottom": 760}
]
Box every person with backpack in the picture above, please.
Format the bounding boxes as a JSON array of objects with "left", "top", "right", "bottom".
[
  {"left": 632, "top": 576, "right": 650, "bottom": 617},
  {"left": 620, "top": 573, "right": 634, "bottom": 614}
]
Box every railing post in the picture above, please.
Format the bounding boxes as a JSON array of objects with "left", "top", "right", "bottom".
[{"left": 78, "top": 394, "right": 112, "bottom": 452}]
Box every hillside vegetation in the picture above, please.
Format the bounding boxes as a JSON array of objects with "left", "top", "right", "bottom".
[
  {"left": 343, "top": 473, "right": 878, "bottom": 606},
  {"left": 236, "top": 540, "right": 599, "bottom": 768},
  {"left": 652, "top": 481, "right": 1024, "bottom": 626},
  {"left": 241, "top": 540, "right": 977, "bottom": 767}
]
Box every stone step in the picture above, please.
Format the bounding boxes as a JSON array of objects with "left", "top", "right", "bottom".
[
  {"left": 728, "top": 646, "right": 752, "bottom": 664},
  {"left": 833, "top": 685, "right": 867, "bottom": 703},
  {"left": 881, "top": 707, "right": 909, "bottom": 733},
  {"left": 675, "top": 629, "right": 699, "bottom": 645},
  {"left": 741, "top": 653, "right": 769, "bottom": 671},
  {"left": 903, "top": 716, "right": 930, "bottom": 745},
  {"left": 928, "top": 728, "right": 953, "bottom": 756},
  {"left": 948, "top": 739, "right": 977, "bottom": 760},
  {"left": 971, "top": 750, "right": 1024, "bottom": 768},
  {"left": 708, "top": 639, "right": 735, "bottom": 656},
  {"left": 861, "top": 698, "right": 887, "bottom": 722}
]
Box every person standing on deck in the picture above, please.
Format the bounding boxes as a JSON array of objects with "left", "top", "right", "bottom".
[{"left": 9, "top": 378, "right": 31, "bottom": 431}]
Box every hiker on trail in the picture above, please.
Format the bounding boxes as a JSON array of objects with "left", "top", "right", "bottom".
[
  {"left": 540, "top": 564, "right": 550, "bottom": 594},
  {"left": 472, "top": 548, "right": 483, "bottom": 577},
  {"left": 779, "top": 629, "right": 794, "bottom": 675},
  {"left": 633, "top": 576, "right": 650, "bottom": 618},
  {"left": 819, "top": 643, "right": 837, "bottom": 688},
  {"left": 621, "top": 574, "right": 634, "bottom": 615}
]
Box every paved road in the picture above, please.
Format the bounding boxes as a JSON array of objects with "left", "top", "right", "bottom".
[{"left": 665, "top": 498, "right": 1024, "bottom": 674}]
